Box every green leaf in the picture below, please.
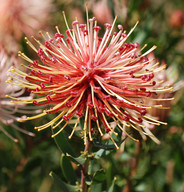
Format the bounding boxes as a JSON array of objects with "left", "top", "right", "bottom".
[
  {"left": 66, "top": 153, "right": 86, "bottom": 165},
  {"left": 93, "top": 169, "right": 106, "bottom": 183},
  {"left": 89, "top": 183, "right": 102, "bottom": 192},
  {"left": 93, "top": 137, "right": 127, "bottom": 150},
  {"left": 50, "top": 171, "right": 78, "bottom": 192},
  {"left": 86, "top": 169, "right": 106, "bottom": 186},
  {"left": 60, "top": 154, "right": 77, "bottom": 184},
  {"left": 106, "top": 163, "right": 113, "bottom": 188},
  {"left": 52, "top": 128, "right": 76, "bottom": 157},
  {"left": 107, "top": 177, "right": 116, "bottom": 192},
  {"left": 95, "top": 149, "right": 111, "bottom": 159}
]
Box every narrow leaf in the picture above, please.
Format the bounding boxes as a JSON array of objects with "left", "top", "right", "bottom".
[
  {"left": 60, "top": 154, "right": 77, "bottom": 184},
  {"left": 95, "top": 149, "right": 111, "bottom": 159},
  {"left": 93, "top": 137, "right": 127, "bottom": 150},
  {"left": 107, "top": 177, "right": 116, "bottom": 192},
  {"left": 52, "top": 128, "right": 76, "bottom": 157},
  {"left": 93, "top": 169, "right": 106, "bottom": 183},
  {"left": 66, "top": 153, "right": 86, "bottom": 165},
  {"left": 50, "top": 171, "right": 78, "bottom": 192},
  {"left": 89, "top": 183, "right": 102, "bottom": 192}
]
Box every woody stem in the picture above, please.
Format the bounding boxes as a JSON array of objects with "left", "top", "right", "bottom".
[{"left": 81, "top": 137, "right": 92, "bottom": 192}]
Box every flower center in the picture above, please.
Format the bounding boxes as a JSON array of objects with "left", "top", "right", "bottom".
[{"left": 86, "top": 68, "right": 95, "bottom": 80}]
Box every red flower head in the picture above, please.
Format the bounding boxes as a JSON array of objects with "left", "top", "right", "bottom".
[{"left": 8, "top": 12, "right": 172, "bottom": 148}]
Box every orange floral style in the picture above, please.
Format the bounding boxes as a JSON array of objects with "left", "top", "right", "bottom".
[{"left": 8, "top": 12, "right": 173, "bottom": 148}]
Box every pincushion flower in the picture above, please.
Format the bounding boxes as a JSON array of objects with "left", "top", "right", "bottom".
[
  {"left": 0, "top": 46, "right": 39, "bottom": 142},
  {"left": 8, "top": 13, "right": 172, "bottom": 148},
  {"left": 0, "top": 0, "right": 52, "bottom": 41},
  {"left": 145, "top": 54, "right": 184, "bottom": 122}
]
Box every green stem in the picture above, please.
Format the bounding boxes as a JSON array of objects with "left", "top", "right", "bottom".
[{"left": 81, "top": 138, "right": 92, "bottom": 192}]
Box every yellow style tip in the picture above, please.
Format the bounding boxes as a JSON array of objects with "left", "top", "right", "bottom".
[{"left": 17, "top": 118, "right": 26, "bottom": 122}]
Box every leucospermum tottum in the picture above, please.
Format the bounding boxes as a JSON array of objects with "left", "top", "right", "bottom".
[
  {"left": 7, "top": 12, "right": 173, "bottom": 148},
  {"left": 145, "top": 53, "right": 184, "bottom": 122},
  {"left": 0, "top": 46, "right": 37, "bottom": 142}
]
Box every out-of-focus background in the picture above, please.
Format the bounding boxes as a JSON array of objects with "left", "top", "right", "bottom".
[{"left": 0, "top": 0, "right": 184, "bottom": 191}]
